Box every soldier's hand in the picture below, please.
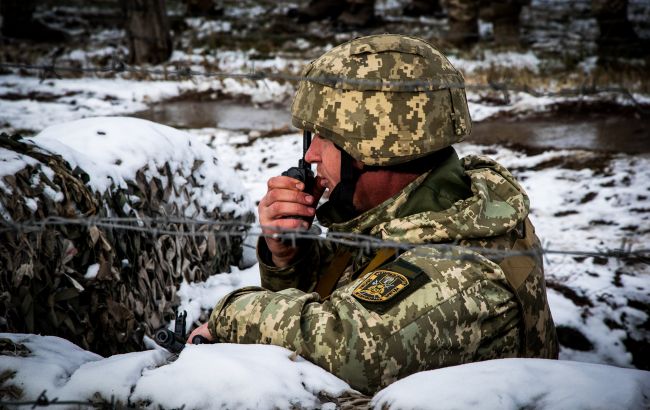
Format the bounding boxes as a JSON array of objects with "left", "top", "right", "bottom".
[
  {"left": 187, "top": 322, "right": 213, "bottom": 344},
  {"left": 258, "top": 175, "right": 325, "bottom": 268}
]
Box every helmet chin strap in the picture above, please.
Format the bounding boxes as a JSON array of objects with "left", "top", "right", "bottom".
[{"left": 325, "top": 147, "right": 361, "bottom": 221}]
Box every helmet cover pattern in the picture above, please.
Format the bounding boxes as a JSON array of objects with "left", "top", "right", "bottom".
[{"left": 291, "top": 34, "right": 472, "bottom": 166}]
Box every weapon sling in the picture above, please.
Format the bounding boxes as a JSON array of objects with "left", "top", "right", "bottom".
[{"left": 314, "top": 247, "right": 398, "bottom": 299}]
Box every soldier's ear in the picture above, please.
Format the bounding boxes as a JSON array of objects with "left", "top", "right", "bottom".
[{"left": 353, "top": 159, "right": 365, "bottom": 170}]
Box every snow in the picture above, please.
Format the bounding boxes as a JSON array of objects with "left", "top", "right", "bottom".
[
  {"left": 0, "top": 333, "right": 350, "bottom": 409},
  {"left": 23, "top": 197, "right": 38, "bottom": 212},
  {"left": 185, "top": 17, "right": 232, "bottom": 34},
  {"left": 84, "top": 263, "right": 100, "bottom": 279},
  {"left": 0, "top": 149, "right": 39, "bottom": 194},
  {"left": 372, "top": 358, "right": 650, "bottom": 410},
  {"left": 2, "top": 333, "right": 648, "bottom": 409},
  {"left": 1, "top": 6, "right": 649, "bottom": 407},
  {"left": 449, "top": 50, "right": 542, "bottom": 75},
  {"left": 57, "top": 349, "right": 169, "bottom": 403},
  {"left": 0, "top": 73, "right": 296, "bottom": 134},
  {"left": 0, "top": 76, "right": 188, "bottom": 132},
  {"left": 132, "top": 343, "right": 350, "bottom": 409},
  {"left": 176, "top": 264, "right": 261, "bottom": 330},
  {"left": 22, "top": 116, "right": 252, "bottom": 218},
  {"left": 0, "top": 334, "right": 103, "bottom": 399}
]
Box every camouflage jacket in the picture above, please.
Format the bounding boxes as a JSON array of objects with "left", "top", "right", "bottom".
[{"left": 208, "top": 150, "right": 558, "bottom": 394}]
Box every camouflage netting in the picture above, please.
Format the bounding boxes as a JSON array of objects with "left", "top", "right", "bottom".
[{"left": 0, "top": 120, "right": 255, "bottom": 356}]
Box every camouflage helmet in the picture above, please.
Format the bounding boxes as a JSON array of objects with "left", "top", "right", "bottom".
[{"left": 291, "top": 34, "right": 472, "bottom": 166}]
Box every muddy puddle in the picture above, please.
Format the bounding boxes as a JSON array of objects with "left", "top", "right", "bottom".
[
  {"left": 134, "top": 100, "right": 291, "bottom": 132},
  {"left": 471, "top": 115, "right": 650, "bottom": 154},
  {"left": 134, "top": 100, "right": 650, "bottom": 154}
]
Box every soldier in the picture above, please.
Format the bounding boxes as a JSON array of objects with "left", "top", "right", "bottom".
[{"left": 189, "top": 34, "right": 558, "bottom": 394}]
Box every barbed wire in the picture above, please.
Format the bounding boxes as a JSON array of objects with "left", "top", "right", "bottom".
[
  {"left": 0, "top": 61, "right": 646, "bottom": 108},
  {"left": 1, "top": 216, "right": 647, "bottom": 263}
]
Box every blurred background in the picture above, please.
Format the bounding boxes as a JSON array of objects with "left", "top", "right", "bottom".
[{"left": 1, "top": 0, "right": 649, "bottom": 149}]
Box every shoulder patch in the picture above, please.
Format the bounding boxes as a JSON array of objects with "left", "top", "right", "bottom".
[
  {"left": 352, "top": 258, "right": 430, "bottom": 313},
  {"left": 352, "top": 270, "right": 409, "bottom": 302}
]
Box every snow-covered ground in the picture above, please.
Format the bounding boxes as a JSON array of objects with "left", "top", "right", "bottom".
[
  {"left": 2, "top": 332, "right": 649, "bottom": 409},
  {"left": 1, "top": 3, "right": 650, "bottom": 408},
  {"left": 1, "top": 118, "right": 648, "bottom": 408}
]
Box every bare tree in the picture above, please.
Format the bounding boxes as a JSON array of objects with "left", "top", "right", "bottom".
[{"left": 120, "top": 0, "right": 172, "bottom": 65}]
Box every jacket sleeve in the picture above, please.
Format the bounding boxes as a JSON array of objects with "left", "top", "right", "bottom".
[
  {"left": 209, "top": 246, "right": 520, "bottom": 394},
  {"left": 256, "top": 238, "right": 321, "bottom": 292},
  {"left": 257, "top": 237, "right": 342, "bottom": 292}
]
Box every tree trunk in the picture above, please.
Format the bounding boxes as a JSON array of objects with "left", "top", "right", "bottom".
[{"left": 121, "top": 0, "right": 172, "bottom": 65}]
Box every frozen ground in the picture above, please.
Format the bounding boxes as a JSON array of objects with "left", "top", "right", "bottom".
[{"left": 1, "top": 1, "right": 649, "bottom": 408}]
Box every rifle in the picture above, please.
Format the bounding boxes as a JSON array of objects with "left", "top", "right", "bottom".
[
  {"left": 154, "top": 310, "right": 208, "bottom": 354},
  {"left": 280, "top": 130, "right": 316, "bottom": 221}
]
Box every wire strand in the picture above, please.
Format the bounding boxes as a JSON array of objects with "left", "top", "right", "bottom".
[{"left": 1, "top": 216, "right": 647, "bottom": 262}]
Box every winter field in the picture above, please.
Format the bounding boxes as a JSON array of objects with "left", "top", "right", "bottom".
[{"left": 1, "top": 0, "right": 650, "bottom": 409}]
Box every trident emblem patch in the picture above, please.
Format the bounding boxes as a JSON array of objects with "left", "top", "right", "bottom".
[{"left": 352, "top": 270, "right": 409, "bottom": 302}]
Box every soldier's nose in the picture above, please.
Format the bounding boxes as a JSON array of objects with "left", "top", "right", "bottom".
[{"left": 305, "top": 138, "right": 320, "bottom": 163}]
